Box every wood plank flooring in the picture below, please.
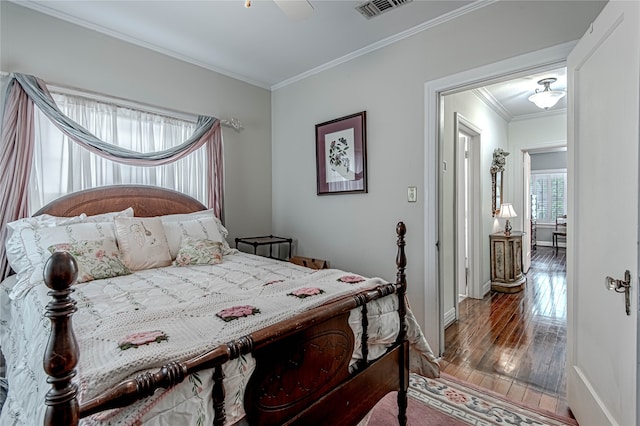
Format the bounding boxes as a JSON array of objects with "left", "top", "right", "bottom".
[{"left": 440, "top": 246, "right": 573, "bottom": 418}]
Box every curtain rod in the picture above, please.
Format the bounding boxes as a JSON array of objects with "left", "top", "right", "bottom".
[{"left": 0, "top": 71, "right": 243, "bottom": 132}]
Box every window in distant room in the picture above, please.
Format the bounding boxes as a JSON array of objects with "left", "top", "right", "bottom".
[
  {"left": 31, "top": 91, "right": 208, "bottom": 213},
  {"left": 530, "top": 170, "right": 567, "bottom": 224}
]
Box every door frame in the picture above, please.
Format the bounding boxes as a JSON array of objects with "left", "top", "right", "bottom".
[
  {"left": 423, "top": 41, "right": 575, "bottom": 355},
  {"left": 454, "top": 113, "right": 482, "bottom": 309}
]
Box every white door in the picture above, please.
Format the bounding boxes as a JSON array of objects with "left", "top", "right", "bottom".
[
  {"left": 567, "top": 1, "right": 639, "bottom": 425},
  {"left": 522, "top": 151, "right": 531, "bottom": 273}
]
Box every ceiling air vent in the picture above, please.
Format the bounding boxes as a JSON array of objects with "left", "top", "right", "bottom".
[{"left": 356, "top": 0, "right": 413, "bottom": 19}]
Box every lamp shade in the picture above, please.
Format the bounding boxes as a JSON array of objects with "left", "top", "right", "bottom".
[
  {"left": 528, "top": 90, "right": 565, "bottom": 109},
  {"left": 497, "top": 203, "right": 517, "bottom": 219},
  {"left": 528, "top": 77, "right": 566, "bottom": 110}
]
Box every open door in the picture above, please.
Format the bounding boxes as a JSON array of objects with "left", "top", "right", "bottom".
[
  {"left": 567, "top": 1, "right": 639, "bottom": 425},
  {"left": 522, "top": 151, "right": 531, "bottom": 273}
]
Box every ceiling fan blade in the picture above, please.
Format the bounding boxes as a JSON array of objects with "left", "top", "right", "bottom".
[{"left": 274, "top": 0, "right": 314, "bottom": 21}]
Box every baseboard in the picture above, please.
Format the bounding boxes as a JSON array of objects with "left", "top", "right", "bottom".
[
  {"left": 534, "top": 241, "right": 566, "bottom": 248},
  {"left": 443, "top": 307, "right": 456, "bottom": 327},
  {"left": 568, "top": 366, "right": 618, "bottom": 425},
  {"left": 483, "top": 280, "right": 491, "bottom": 296}
]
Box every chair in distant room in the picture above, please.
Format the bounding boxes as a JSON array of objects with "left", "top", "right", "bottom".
[{"left": 552, "top": 214, "right": 567, "bottom": 255}]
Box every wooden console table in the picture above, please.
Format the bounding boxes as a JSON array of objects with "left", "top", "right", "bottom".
[
  {"left": 235, "top": 235, "right": 293, "bottom": 260},
  {"left": 490, "top": 232, "right": 526, "bottom": 293}
]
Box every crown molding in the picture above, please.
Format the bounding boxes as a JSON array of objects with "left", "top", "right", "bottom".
[
  {"left": 271, "top": 0, "right": 498, "bottom": 90},
  {"left": 472, "top": 87, "right": 513, "bottom": 122},
  {"left": 511, "top": 107, "right": 567, "bottom": 122},
  {"left": 11, "top": 0, "right": 272, "bottom": 90}
]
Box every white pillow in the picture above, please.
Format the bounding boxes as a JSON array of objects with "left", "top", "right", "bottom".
[
  {"left": 7, "top": 221, "right": 119, "bottom": 299},
  {"left": 160, "top": 209, "right": 233, "bottom": 255},
  {"left": 162, "top": 216, "right": 225, "bottom": 259},
  {"left": 114, "top": 217, "right": 172, "bottom": 271},
  {"left": 83, "top": 207, "right": 134, "bottom": 223},
  {"left": 5, "top": 207, "right": 134, "bottom": 276}
]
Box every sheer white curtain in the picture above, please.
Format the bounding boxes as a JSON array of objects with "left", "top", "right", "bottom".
[{"left": 30, "top": 93, "right": 208, "bottom": 213}]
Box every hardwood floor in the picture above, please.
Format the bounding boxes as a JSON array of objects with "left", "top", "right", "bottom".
[{"left": 440, "top": 246, "right": 572, "bottom": 418}]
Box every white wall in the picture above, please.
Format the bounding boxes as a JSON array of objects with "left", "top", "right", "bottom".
[
  {"left": 441, "top": 91, "right": 509, "bottom": 315},
  {"left": 507, "top": 112, "right": 567, "bottom": 235},
  {"left": 272, "top": 1, "right": 604, "bottom": 330},
  {"left": 0, "top": 2, "right": 273, "bottom": 243}
]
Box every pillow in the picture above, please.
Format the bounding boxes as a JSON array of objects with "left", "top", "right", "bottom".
[
  {"left": 5, "top": 207, "right": 134, "bottom": 272},
  {"left": 174, "top": 237, "right": 223, "bottom": 266},
  {"left": 48, "top": 238, "right": 131, "bottom": 283},
  {"left": 160, "top": 209, "right": 233, "bottom": 255},
  {"left": 162, "top": 216, "right": 225, "bottom": 259},
  {"left": 7, "top": 221, "right": 119, "bottom": 299},
  {"left": 114, "top": 217, "right": 172, "bottom": 271},
  {"left": 83, "top": 207, "right": 134, "bottom": 223}
]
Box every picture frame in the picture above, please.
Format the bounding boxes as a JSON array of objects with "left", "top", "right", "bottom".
[{"left": 315, "top": 111, "right": 367, "bottom": 195}]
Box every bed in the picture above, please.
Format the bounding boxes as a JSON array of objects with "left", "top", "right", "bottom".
[{"left": 0, "top": 185, "right": 439, "bottom": 426}]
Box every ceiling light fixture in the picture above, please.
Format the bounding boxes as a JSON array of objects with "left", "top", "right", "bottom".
[
  {"left": 528, "top": 78, "right": 566, "bottom": 110},
  {"left": 244, "top": 0, "right": 251, "bottom": 8}
]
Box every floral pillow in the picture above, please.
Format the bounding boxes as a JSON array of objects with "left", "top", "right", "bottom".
[
  {"left": 48, "top": 238, "right": 131, "bottom": 283},
  {"left": 174, "top": 237, "right": 223, "bottom": 266}
]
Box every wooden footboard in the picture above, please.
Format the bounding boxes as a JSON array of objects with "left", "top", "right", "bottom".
[{"left": 43, "top": 222, "right": 409, "bottom": 426}]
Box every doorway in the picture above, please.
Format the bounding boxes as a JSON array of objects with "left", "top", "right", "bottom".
[
  {"left": 425, "top": 42, "right": 572, "bottom": 419},
  {"left": 422, "top": 42, "right": 574, "bottom": 356}
]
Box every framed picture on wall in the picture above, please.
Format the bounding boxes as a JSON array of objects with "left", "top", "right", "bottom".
[{"left": 315, "top": 111, "right": 367, "bottom": 195}]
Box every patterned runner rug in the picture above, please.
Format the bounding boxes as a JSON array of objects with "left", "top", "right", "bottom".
[{"left": 365, "top": 373, "right": 578, "bottom": 426}]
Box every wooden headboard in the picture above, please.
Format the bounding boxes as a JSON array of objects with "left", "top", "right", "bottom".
[{"left": 33, "top": 185, "right": 207, "bottom": 217}]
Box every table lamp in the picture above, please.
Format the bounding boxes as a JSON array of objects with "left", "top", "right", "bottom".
[{"left": 498, "top": 203, "right": 517, "bottom": 236}]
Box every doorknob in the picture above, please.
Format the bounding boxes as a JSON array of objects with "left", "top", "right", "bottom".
[{"left": 605, "top": 270, "right": 632, "bottom": 316}]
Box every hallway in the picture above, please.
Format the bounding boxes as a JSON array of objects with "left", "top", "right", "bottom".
[{"left": 440, "top": 246, "right": 571, "bottom": 417}]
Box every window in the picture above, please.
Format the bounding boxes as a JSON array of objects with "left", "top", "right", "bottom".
[
  {"left": 31, "top": 91, "right": 207, "bottom": 213},
  {"left": 530, "top": 170, "right": 567, "bottom": 223}
]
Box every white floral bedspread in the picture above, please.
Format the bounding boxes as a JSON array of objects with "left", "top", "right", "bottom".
[{"left": 0, "top": 252, "right": 439, "bottom": 426}]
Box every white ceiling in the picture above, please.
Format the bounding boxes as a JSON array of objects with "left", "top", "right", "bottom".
[{"left": 13, "top": 0, "right": 572, "bottom": 119}]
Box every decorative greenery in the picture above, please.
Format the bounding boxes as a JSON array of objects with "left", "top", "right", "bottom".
[
  {"left": 490, "top": 148, "right": 510, "bottom": 174},
  {"left": 288, "top": 287, "right": 325, "bottom": 298},
  {"left": 118, "top": 330, "right": 168, "bottom": 351},
  {"left": 337, "top": 275, "right": 365, "bottom": 284},
  {"left": 216, "top": 305, "right": 261, "bottom": 322}
]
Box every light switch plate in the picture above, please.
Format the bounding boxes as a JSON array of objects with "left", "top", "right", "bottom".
[{"left": 408, "top": 186, "right": 417, "bottom": 202}]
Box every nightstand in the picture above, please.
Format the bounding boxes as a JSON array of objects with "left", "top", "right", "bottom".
[
  {"left": 490, "top": 232, "right": 526, "bottom": 293},
  {"left": 235, "top": 235, "right": 293, "bottom": 260}
]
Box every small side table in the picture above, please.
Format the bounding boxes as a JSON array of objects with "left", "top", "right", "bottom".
[
  {"left": 235, "top": 235, "right": 293, "bottom": 260},
  {"left": 490, "top": 232, "right": 526, "bottom": 293}
]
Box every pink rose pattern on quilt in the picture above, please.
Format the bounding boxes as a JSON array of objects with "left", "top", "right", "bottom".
[
  {"left": 118, "top": 330, "right": 168, "bottom": 351},
  {"left": 337, "top": 275, "right": 365, "bottom": 284},
  {"left": 288, "top": 287, "right": 325, "bottom": 298},
  {"left": 216, "top": 305, "right": 261, "bottom": 322}
]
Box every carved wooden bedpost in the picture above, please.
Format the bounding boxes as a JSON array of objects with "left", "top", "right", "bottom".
[
  {"left": 395, "top": 221, "right": 408, "bottom": 426},
  {"left": 43, "top": 252, "right": 80, "bottom": 426}
]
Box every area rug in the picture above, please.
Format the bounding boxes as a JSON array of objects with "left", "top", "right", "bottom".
[{"left": 365, "top": 373, "right": 578, "bottom": 426}]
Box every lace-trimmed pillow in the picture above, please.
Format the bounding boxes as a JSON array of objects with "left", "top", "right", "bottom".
[
  {"left": 160, "top": 209, "right": 234, "bottom": 255},
  {"left": 48, "top": 238, "right": 131, "bottom": 283},
  {"left": 114, "top": 217, "right": 172, "bottom": 271},
  {"left": 5, "top": 207, "right": 134, "bottom": 277},
  {"left": 174, "top": 237, "right": 223, "bottom": 266},
  {"left": 6, "top": 221, "right": 120, "bottom": 299}
]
